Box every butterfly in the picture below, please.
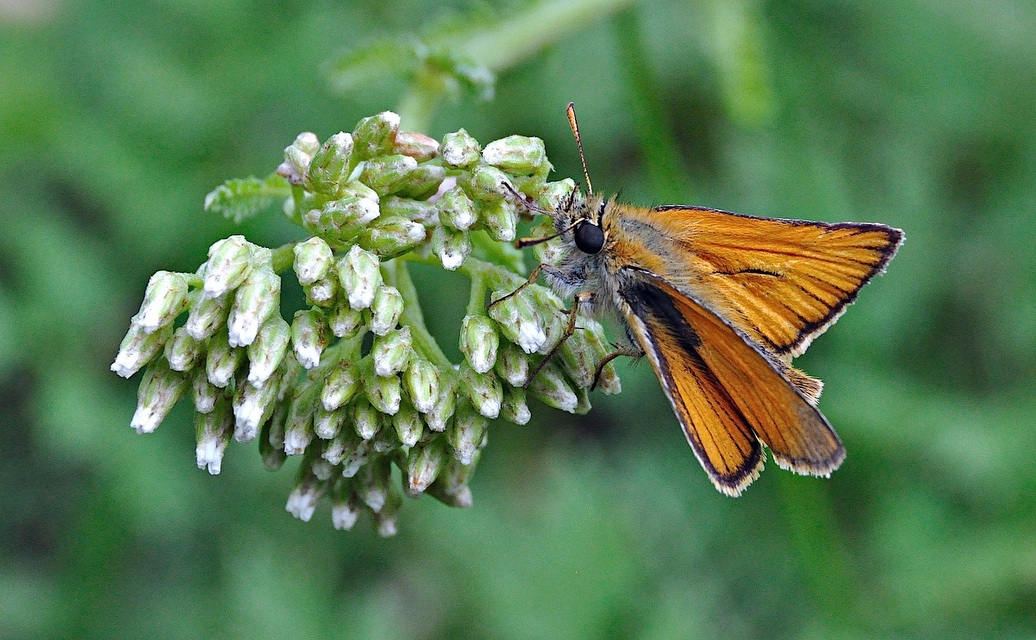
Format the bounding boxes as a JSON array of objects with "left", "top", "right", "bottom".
[{"left": 499, "top": 103, "right": 904, "bottom": 496}]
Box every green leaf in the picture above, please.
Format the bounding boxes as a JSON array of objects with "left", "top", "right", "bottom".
[{"left": 203, "top": 174, "right": 290, "bottom": 224}]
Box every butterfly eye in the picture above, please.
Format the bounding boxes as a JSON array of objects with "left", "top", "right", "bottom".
[{"left": 573, "top": 220, "right": 605, "bottom": 254}]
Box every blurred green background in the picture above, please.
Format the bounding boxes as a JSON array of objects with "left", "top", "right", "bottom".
[{"left": 3, "top": 0, "right": 1035, "bottom": 637}]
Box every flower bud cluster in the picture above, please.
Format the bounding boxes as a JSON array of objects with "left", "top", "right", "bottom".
[{"left": 115, "top": 111, "right": 622, "bottom": 536}]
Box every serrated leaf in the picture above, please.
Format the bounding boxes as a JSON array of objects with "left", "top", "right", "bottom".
[{"left": 204, "top": 174, "right": 290, "bottom": 224}]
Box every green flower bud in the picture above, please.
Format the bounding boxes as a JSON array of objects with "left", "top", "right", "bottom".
[
  {"left": 527, "top": 290, "right": 566, "bottom": 356},
  {"left": 293, "top": 237, "right": 334, "bottom": 286},
  {"left": 352, "top": 397, "right": 381, "bottom": 441},
  {"left": 364, "top": 367, "right": 402, "bottom": 415},
  {"left": 322, "top": 432, "right": 358, "bottom": 466},
  {"left": 427, "top": 456, "right": 475, "bottom": 508},
  {"left": 328, "top": 301, "right": 365, "bottom": 339},
  {"left": 357, "top": 215, "right": 426, "bottom": 259},
  {"left": 370, "top": 425, "right": 398, "bottom": 453},
  {"left": 392, "top": 400, "right": 423, "bottom": 448},
  {"left": 437, "top": 185, "right": 477, "bottom": 231},
  {"left": 495, "top": 341, "right": 530, "bottom": 387},
  {"left": 359, "top": 154, "right": 418, "bottom": 196},
  {"left": 246, "top": 315, "right": 290, "bottom": 386},
  {"left": 434, "top": 225, "right": 472, "bottom": 271},
  {"left": 164, "top": 325, "right": 202, "bottom": 372},
  {"left": 500, "top": 385, "right": 531, "bottom": 425},
  {"left": 448, "top": 400, "right": 487, "bottom": 465},
  {"left": 527, "top": 359, "right": 579, "bottom": 413},
  {"left": 460, "top": 315, "right": 499, "bottom": 374},
  {"left": 203, "top": 235, "right": 254, "bottom": 298},
  {"left": 191, "top": 367, "right": 220, "bottom": 414},
  {"left": 479, "top": 199, "right": 518, "bottom": 243},
  {"left": 184, "top": 289, "right": 229, "bottom": 341},
  {"left": 440, "top": 129, "right": 481, "bottom": 169},
  {"left": 337, "top": 245, "right": 382, "bottom": 311},
  {"left": 368, "top": 285, "right": 403, "bottom": 336},
  {"left": 305, "top": 196, "right": 380, "bottom": 245},
  {"left": 488, "top": 290, "right": 547, "bottom": 355},
  {"left": 313, "top": 403, "right": 346, "bottom": 440},
  {"left": 580, "top": 318, "right": 622, "bottom": 395},
  {"left": 309, "top": 451, "right": 336, "bottom": 482},
  {"left": 424, "top": 371, "right": 457, "bottom": 432},
  {"left": 530, "top": 217, "right": 567, "bottom": 265},
  {"left": 277, "top": 132, "right": 320, "bottom": 184},
  {"left": 304, "top": 276, "right": 337, "bottom": 308},
  {"left": 405, "top": 438, "right": 446, "bottom": 496},
  {"left": 373, "top": 480, "right": 403, "bottom": 537},
  {"left": 482, "top": 135, "right": 547, "bottom": 175},
  {"left": 352, "top": 111, "right": 400, "bottom": 160},
  {"left": 392, "top": 163, "right": 446, "bottom": 200},
  {"left": 260, "top": 403, "right": 288, "bottom": 471},
  {"left": 537, "top": 178, "right": 577, "bottom": 212},
  {"left": 340, "top": 437, "right": 372, "bottom": 477},
  {"left": 205, "top": 331, "right": 244, "bottom": 389},
  {"left": 306, "top": 131, "right": 353, "bottom": 196},
  {"left": 232, "top": 374, "right": 280, "bottom": 443},
  {"left": 283, "top": 386, "right": 317, "bottom": 455},
  {"left": 380, "top": 196, "right": 437, "bottom": 225},
  {"left": 228, "top": 268, "right": 280, "bottom": 348},
  {"left": 357, "top": 455, "right": 392, "bottom": 512},
  {"left": 330, "top": 479, "right": 360, "bottom": 530},
  {"left": 321, "top": 360, "right": 359, "bottom": 411},
  {"left": 133, "top": 271, "right": 189, "bottom": 334},
  {"left": 285, "top": 470, "right": 326, "bottom": 522},
  {"left": 195, "top": 396, "right": 233, "bottom": 475},
  {"left": 460, "top": 364, "right": 503, "bottom": 419},
  {"left": 557, "top": 329, "right": 597, "bottom": 389},
  {"left": 111, "top": 321, "right": 173, "bottom": 378},
  {"left": 371, "top": 326, "right": 411, "bottom": 377},
  {"left": 291, "top": 308, "right": 328, "bottom": 369},
  {"left": 403, "top": 357, "right": 439, "bottom": 414},
  {"left": 464, "top": 164, "right": 510, "bottom": 202},
  {"left": 394, "top": 130, "right": 440, "bottom": 161},
  {"left": 131, "top": 360, "right": 188, "bottom": 434}
]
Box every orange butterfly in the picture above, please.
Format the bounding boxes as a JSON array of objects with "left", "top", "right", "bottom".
[{"left": 505, "top": 104, "right": 903, "bottom": 496}]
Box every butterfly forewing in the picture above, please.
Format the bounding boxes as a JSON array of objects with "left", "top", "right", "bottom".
[
  {"left": 622, "top": 273, "right": 844, "bottom": 495},
  {"left": 620, "top": 206, "right": 904, "bottom": 358}
]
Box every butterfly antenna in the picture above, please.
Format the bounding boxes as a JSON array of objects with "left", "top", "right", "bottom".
[{"left": 566, "top": 102, "right": 593, "bottom": 196}]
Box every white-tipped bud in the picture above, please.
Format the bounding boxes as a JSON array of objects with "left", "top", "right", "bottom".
[
  {"left": 330, "top": 482, "right": 360, "bottom": 530},
  {"left": 246, "top": 315, "right": 290, "bottom": 386},
  {"left": 283, "top": 389, "right": 316, "bottom": 456},
  {"left": 306, "top": 131, "right": 353, "bottom": 196},
  {"left": 437, "top": 186, "right": 477, "bottom": 231},
  {"left": 424, "top": 373, "right": 457, "bottom": 432},
  {"left": 321, "top": 360, "right": 359, "bottom": 411},
  {"left": 527, "top": 359, "right": 579, "bottom": 413},
  {"left": 392, "top": 401, "right": 423, "bottom": 448},
  {"left": 364, "top": 367, "right": 402, "bottom": 416},
  {"left": 479, "top": 199, "right": 518, "bottom": 243},
  {"left": 337, "top": 245, "right": 382, "bottom": 311},
  {"left": 276, "top": 132, "right": 321, "bottom": 184},
  {"left": 290, "top": 309, "right": 328, "bottom": 369},
  {"left": 227, "top": 268, "right": 281, "bottom": 348},
  {"left": 358, "top": 215, "right": 427, "bottom": 259},
  {"left": 184, "top": 289, "right": 229, "bottom": 341},
  {"left": 285, "top": 473, "right": 325, "bottom": 522},
  {"left": 191, "top": 367, "right": 219, "bottom": 414},
  {"left": 403, "top": 358, "right": 439, "bottom": 414},
  {"left": 205, "top": 332, "right": 243, "bottom": 389},
  {"left": 313, "top": 404, "right": 346, "bottom": 440},
  {"left": 231, "top": 375, "right": 280, "bottom": 443},
  {"left": 495, "top": 341, "right": 530, "bottom": 387},
  {"left": 460, "top": 315, "right": 499, "bottom": 374},
  {"left": 130, "top": 361, "right": 187, "bottom": 434},
  {"left": 464, "top": 164, "right": 510, "bottom": 202},
  {"left": 164, "top": 325, "right": 202, "bottom": 372},
  {"left": 357, "top": 456, "right": 392, "bottom": 513},
  {"left": 352, "top": 111, "right": 400, "bottom": 160},
  {"left": 369, "top": 285, "right": 403, "bottom": 336},
  {"left": 133, "top": 271, "right": 189, "bottom": 334},
  {"left": 434, "top": 226, "right": 472, "bottom": 271},
  {"left": 328, "top": 301, "right": 365, "bottom": 339},
  {"left": 371, "top": 326, "right": 411, "bottom": 377},
  {"left": 359, "top": 154, "right": 419, "bottom": 196},
  {"left": 488, "top": 291, "right": 547, "bottom": 355},
  {"left": 440, "top": 129, "right": 481, "bottom": 169},
  {"left": 195, "top": 397, "right": 233, "bottom": 474},
  {"left": 202, "top": 236, "right": 254, "bottom": 298},
  {"left": 500, "top": 386, "right": 531, "bottom": 425},
  {"left": 405, "top": 438, "right": 446, "bottom": 496},
  {"left": 340, "top": 438, "right": 371, "bottom": 478},
  {"left": 482, "top": 135, "right": 547, "bottom": 175},
  {"left": 448, "top": 401, "right": 488, "bottom": 466},
  {"left": 111, "top": 322, "right": 172, "bottom": 378},
  {"left": 352, "top": 398, "right": 381, "bottom": 441},
  {"left": 461, "top": 365, "right": 502, "bottom": 419},
  {"left": 293, "top": 237, "right": 334, "bottom": 286}
]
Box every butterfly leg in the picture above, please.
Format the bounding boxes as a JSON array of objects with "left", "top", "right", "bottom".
[
  {"left": 523, "top": 290, "right": 594, "bottom": 388},
  {"left": 590, "top": 345, "right": 641, "bottom": 391}
]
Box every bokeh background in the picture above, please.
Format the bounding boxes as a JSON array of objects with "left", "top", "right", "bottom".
[{"left": 3, "top": 0, "right": 1035, "bottom": 637}]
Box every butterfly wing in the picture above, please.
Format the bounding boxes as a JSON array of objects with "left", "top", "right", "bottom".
[
  {"left": 620, "top": 272, "right": 845, "bottom": 496},
  {"left": 616, "top": 205, "right": 903, "bottom": 358}
]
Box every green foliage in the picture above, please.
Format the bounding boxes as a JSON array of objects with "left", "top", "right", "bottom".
[
  {"left": 204, "top": 175, "right": 291, "bottom": 224},
  {"left": 3, "top": 0, "right": 1035, "bottom": 638}
]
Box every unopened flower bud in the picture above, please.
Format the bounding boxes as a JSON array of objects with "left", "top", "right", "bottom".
[
  {"left": 392, "top": 400, "right": 423, "bottom": 448},
  {"left": 370, "top": 425, "right": 397, "bottom": 453},
  {"left": 322, "top": 432, "right": 359, "bottom": 466},
  {"left": 460, "top": 315, "right": 499, "bottom": 374},
  {"left": 437, "top": 186, "right": 477, "bottom": 231},
  {"left": 260, "top": 404, "right": 288, "bottom": 471},
  {"left": 352, "top": 398, "right": 381, "bottom": 441},
  {"left": 368, "top": 285, "right": 403, "bottom": 336},
  {"left": 357, "top": 215, "right": 426, "bottom": 258},
  {"left": 360, "top": 154, "right": 418, "bottom": 196},
  {"left": 293, "top": 237, "right": 334, "bottom": 286},
  {"left": 337, "top": 245, "right": 382, "bottom": 310},
  {"left": 232, "top": 375, "right": 280, "bottom": 443},
  {"left": 284, "top": 387, "right": 316, "bottom": 456},
  {"left": 394, "top": 130, "right": 439, "bottom": 161},
  {"left": 308, "top": 196, "right": 380, "bottom": 245},
  {"left": 482, "top": 135, "right": 547, "bottom": 175},
  {"left": 528, "top": 359, "right": 579, "bottom": 413},
  {"left": 130, "top": 360, "right": 187, "bottom": 434},
  {"left": 461, "top": 365, "right": 502, "bottom": 419},
  {"left": 162, "top": 326, "right": 201, "bottom": 372},
  {"left": 371, "top": 326, "right": 411, "bottom": 377},
  {"left": 184, "top": 289, "right": 229, "bottom": 341},
  {"left": 306, "top": 131, "right": 353, "bottom": 196},
  {"left": 373, "top": 484, "right": 403, "bottom": 537},
  {"left": 313, "top": 403, "right": 346, "bottom": 440},
  {"left": 465, "top": 164, "right": 510, "bottom": 202},
  {"left": 364, "top": 368, "right": 402, "bottom": 415},
  {"left": 321, "top": 360, "right": 359, "bottom": 411},
  {"left": 246, "top": 315, "right": 290, "bottom": 385},
  {"left": 495, "top": 341, "right": 530, "bottom": 387},
  {"left": 357, "top": 455, "right": 391, "bottom": 512},
  {"left": 111, "top": 322, "right": 172, "bottom": 378},
  {"left": 392, "top": 163, "right": 446, "bottom": 200},
  {"left": 434, "top": 225, "right": 472, "bottom": 271},
  {"left": 424, "top": 373, "right": 457, "bottom": 432},
  {"left": 440, "top": 129, "right": 481, "bottom": 169},
  {"left": 191, "top": 367, "right": 219, "bottom": 414},
  {"left": 195, "top": 397, "right": 232, "bottom": 474},
  {"left": 310, "top": 454, "right": 336, "bottom": 482},
  {"left": 203, "top": 236, "right": 254, "bottom": 298},
  {"left": 352, "top": 111, "right": 400, "bottom": 160},
  {"left": 557, "top": 330, "right": 597, "bottom": 389},
  {"left": 427, "top": 455, "right": 476, "bottom": 508},
  {"left": 403, "top": 358, "right": 439, "bottom": 414},
  {"left": 380, "top": 196, "right": 437, "bottom": 225},
  {"left": 537, "top": 179, "right": 577, "bottom": 212},
  {"left": 405, "top": 438, "right": 446, "bottom": 496},
  {"left": 500, "top": 385, "right": 531, "bottom": 425},
  {"left": 304, "top": 277, "right": 337, "bottom": 308},
  {"left": 448, "top": 401, "right": 488, "bottom": 465},
  {"left": 205, "top": 332, "right": 243, "bottom": 389},
  {"left": 479, "top": 199, "right": 518, "bottom": 242},
  {"left": 133, "top": 271, "right": 189, "bottom": 334},
  {"left": 277, "top": 132, "right": 320, "bottom": 184},
  {"left": 285, "top": 471, "right": 325, "bottom": 522},
  {"left": 488, "top": 291, "right": 547, "bottom": 354},
  {"left": 340, "top": 437, "right": 371, "bottom": 477},
  {"left": 227, "top": 269, "right": 280, "bottom": 348},
  {"left": 328, "top": 302, "right": 364, "bottom": 339},
  {"left": 291, "top": 308, "right": 328, "bottom": 369},
  {"left": 330, "top": 480, "right": 360, "bottom": 530}
]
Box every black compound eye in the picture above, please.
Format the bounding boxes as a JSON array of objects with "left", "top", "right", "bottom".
[{"left": 573, "top": 221, "right": 605, "bottom": 254}]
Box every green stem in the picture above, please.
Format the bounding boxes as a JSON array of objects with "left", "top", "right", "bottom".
[
  {"left": 384, "top": 259, "right": 451, "bottom": 368},
  {"left": 270, "top": 242, "right": 298, "bottom": 274}
]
